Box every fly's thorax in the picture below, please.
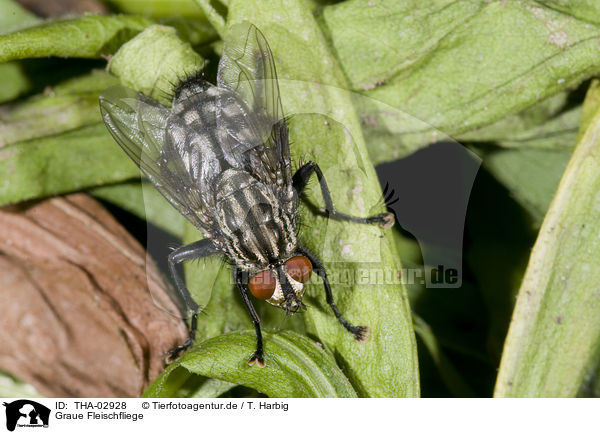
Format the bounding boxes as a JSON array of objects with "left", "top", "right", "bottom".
[
  {"left": 173, "top": 79, "right": 216, "bottom": 110},
  {"left": 215, "top": 168, "right": 297, "bottom": 270}
]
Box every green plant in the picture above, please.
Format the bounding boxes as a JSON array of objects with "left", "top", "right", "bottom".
[{"left": 1, "top": 0, "right": 600, "bottom": 398}]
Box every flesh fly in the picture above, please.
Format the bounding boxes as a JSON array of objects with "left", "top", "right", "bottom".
[{"left": 99, "top": 22, "right": 393, "bottom": 367}]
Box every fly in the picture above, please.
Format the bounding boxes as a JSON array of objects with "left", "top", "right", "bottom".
[{"left": 99, "top": 22, "right": 394, "bottom": 367}]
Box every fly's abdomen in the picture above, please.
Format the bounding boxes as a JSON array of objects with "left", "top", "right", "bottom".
[{"left": 215, "top": 169, "right": 296, "bottom": 268}]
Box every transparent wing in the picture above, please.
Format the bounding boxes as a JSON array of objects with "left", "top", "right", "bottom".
[
  {"left": 216, "top": 22, "right": 292, "bottom": 192},
  {"left": 218, "top": 22, "right": 283, "bottom": 131},
  {"left": 99, "top": 85, "right": 213, "bottom": 232}
]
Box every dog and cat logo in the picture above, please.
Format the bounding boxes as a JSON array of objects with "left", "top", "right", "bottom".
[{"left": 2, "top": 400, "right": 50, "bottom": 431}]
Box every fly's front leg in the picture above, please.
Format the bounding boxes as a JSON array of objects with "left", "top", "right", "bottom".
[
  {"left": 167, "top": 238, "right": 219, "bottom": 359},
  {"left": 298, "top": 247, "right": 369, "bottom": 342},
  {"left": 235, "top": 269, "right": 265, "bottom": 367},
  {"left": 292, "top": 161, "right": 394, "bottom": 228}
]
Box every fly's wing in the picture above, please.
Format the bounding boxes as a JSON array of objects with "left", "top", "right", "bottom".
[
  {"left": 216, "top": 22, "right": 292, "bottom": 196},
  {"left": 99, "top": 85, "right": 214, "bottom": 232}
]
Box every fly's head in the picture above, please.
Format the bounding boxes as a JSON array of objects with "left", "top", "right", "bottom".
[{"left": 247, "top": 255, "right": 313, "bottom": 314}]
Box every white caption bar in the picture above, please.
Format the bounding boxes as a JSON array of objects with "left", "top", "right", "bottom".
[{"left": 0, "top": 398, "right": 595, "bottom": 433}]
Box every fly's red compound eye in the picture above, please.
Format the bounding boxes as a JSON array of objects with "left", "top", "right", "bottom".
[
  {"left": 249, "top": 270, "right": 276, "bottom": 300},
  {"left": 285, "top": 256, "right": 313, "bottom": 283}
]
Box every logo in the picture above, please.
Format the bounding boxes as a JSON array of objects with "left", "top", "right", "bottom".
[{"left": 3, "top": 400, "right": 50, "bottom": 431}]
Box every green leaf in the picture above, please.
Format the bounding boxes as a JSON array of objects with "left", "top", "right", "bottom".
[
  {"left": 0, "top": 14, "right": 152, "bottom": 63},
  {"left": 193, "top": 0, "right": 225, "bottom": 37},
  {"left": 108, "top": 24, "right": 204, "bottom": 105},
  {"left": 161, "top": 18, "right": 218, "bottom": 47},
  {"left": 463, "top": 171, "right": 535, "bottom": 363},
  {"left": 0, "top": 372, "right": 42, "bottom": 398},
  {"left": 535, "top": 0, "right": 600, "bottom": 25},
  {"left": 0, "top": 95, "right": 99, "bottom": 145},
  {"left": 461, "top": 90, "right": 579, "bottom": 227},
  {"left": 185, "top": 377, "right": 236, "bottom": 398},
  {"left": 0, "top": 62, "right": 31, "bottom": 103},
  {"left": 0, "top": 0, "right": 40, "bottom": 34},
  {"left": 474, "top": 148, "right": 571, "bottom": 228},
  {"left": 0, "top": 70, "right": 146, "bottom": 206},
  {"left": 89, "top": 182, "right": 187, "bottom": 239},
  {"left": 0, "top": 0, "right": 40, "bottom": 103},
  {"left": 106, "top": 0, "right": 207, "bottom": 18},
  {"left": 458, "top": 91, "right": 580, "bottom": 151},
  {"left": 578, "top": 80, "right": 600, "bottom": 138},
  {"left": 0, "top": 123, "right": 138, "bottom": 205},
  {"left": 322, "top": 0, "right": 486, "bottom": 91},
  {"left": 0, "top": 70, "right": 118, "bottom": 146},
  {"left": 143, "top": 331, "right": 358, "bottom": 398},
  {"left": 322, "top": 0, "right": 600, "bottom": 161},
  {"left": 495, "top": 80, "right": 600, "bottom": 397},
  {"left": 0, "top": 25, "right": 206, "bottom": 207},
  {"left": 97, "top": 1, "right": 219, "bottom": 47},
  {"left": 413, "top": 314, "right": 476, "bottom": 397}
]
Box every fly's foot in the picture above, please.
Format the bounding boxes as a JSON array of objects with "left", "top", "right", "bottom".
[
  {"left": 248, "top": 351, "right": 265, "bottom": 368},
  {"left": 368, "top": 212, "right": 394, "bottom": 229},
  {"left": 349, "top": 325, "right": 370, "bottom": 343},
  {"left": 166, "top": 338, "right": 193, "bottom": 363}
]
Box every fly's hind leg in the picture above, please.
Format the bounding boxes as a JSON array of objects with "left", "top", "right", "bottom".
[
  {"left": 167, "top": 238, "right": 219, "bottom": 360},
  {"left": 292, "top": 161, "right": 394, "bottom": 228}
]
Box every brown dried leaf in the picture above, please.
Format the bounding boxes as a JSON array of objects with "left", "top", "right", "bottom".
[{"left": 0, "top": 193, "right": 187, "bottom": 397}]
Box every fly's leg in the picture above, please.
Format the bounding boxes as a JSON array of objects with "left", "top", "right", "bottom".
[
  {"left": 235, "top": 268, "right": 265, "bottom": 367},
  {"left": 292, "top": 161, "right": 394, "bottom": 228},
  {"left": 298, "top": 247, "right": 369, "bottom": 342},
  {"left": 167, "top": 238, "right": 219, "bottom": 359}
]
